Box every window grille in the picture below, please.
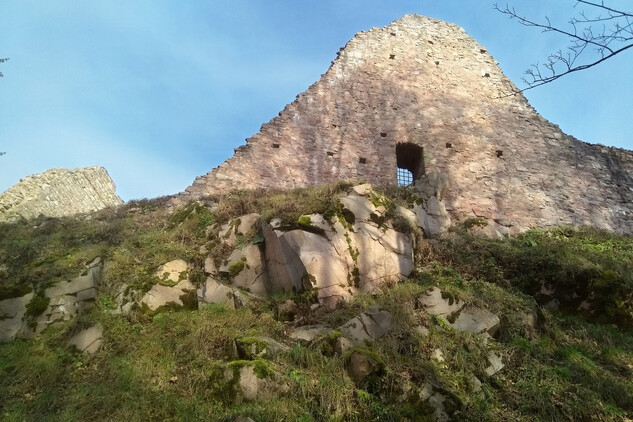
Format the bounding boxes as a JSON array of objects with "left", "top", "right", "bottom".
[{"left": 397, "top": 167, "right": 413, "bottom": 186}]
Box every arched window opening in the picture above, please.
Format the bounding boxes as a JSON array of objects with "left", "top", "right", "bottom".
[{"left": 396, "top": 142, "right": 424, "bottom": 186}]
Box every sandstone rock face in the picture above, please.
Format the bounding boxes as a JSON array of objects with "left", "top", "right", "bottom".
[
  {"left": 0, "top": 166, "right": 122, "bottom": 222},
  {"left": 42, "top": 266, "right": 102, "bottom": 324},
  {"left": 172, "top": 14, "right": 633, "bottom": 236},
  {"left": 0, "top": 262, "right": 103, "bottom": 342},
  {"left": 272, "top": 185, "right": 414, "bottom": 307},
  {"left": 219, "top": 245, "right": 268, "bottom": 297}
]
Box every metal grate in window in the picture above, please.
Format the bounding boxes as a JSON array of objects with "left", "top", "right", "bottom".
[{"left": 397, "top": 167, "right": 413, "bottom": 186}]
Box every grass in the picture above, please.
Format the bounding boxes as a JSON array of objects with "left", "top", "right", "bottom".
[{"left": 1, "top": 183, "right": 633, "bottom": 421}]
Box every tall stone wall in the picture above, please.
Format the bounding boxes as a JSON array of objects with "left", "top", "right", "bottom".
[
  {"left": 174, "top": 14, "right": 633, "bottom": 235},
  {"left": 0, "top": 167, "right": 123, "bottom": 222}
]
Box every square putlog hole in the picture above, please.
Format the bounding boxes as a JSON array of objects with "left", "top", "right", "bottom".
[
  {"left": 359, "top": 157, "right": 367, "bottom": 164},
  {"left": 272, "top": 143, "right": 280, "bottom": 149}
]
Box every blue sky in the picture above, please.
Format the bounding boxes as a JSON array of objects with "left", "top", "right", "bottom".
[{"left": 1, "top": 1, "right": 631, "bottom": 201}]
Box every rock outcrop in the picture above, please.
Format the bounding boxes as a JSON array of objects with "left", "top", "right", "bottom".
[
  {"left": 0, "top": 166, "right": 122, "bottom": 222},
  {"left": 172, "top": 14, "right": 633, "bottom": 236},
  {"left": 0, "top": 259, "right": 103, "bottom": 342},
  {"left": 207, "top": 184, "right": 415, "bottom": 308}
]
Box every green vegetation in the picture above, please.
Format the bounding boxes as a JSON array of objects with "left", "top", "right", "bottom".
[
  {"left": 228, "top": 259, "right": 246, "bottom": 278},
  {"left": 438, "top": 226, "right": 633, "bottom": 328},
  {"left": 1, "top": 184, "right": 633, "bottom": 421},
  {"left": 0, "top": 197, "right": 212, "bottom": 300},
  {"left": 25, "top": 294, "right": 50, "bottom": 318}
]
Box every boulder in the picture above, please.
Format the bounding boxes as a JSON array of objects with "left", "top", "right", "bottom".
[
  {"left": 26, "top": 266, "right": 103, "bottom": 335},
  {"left": 289, "top": 324, "right": 331, "bottom": 343},
  {"left": 333, "top": 336, "right": 354, "bottom": 355},
  {"left": 414, "top": 203, "right": 451, "bottom": 238},
  {"left": 197, "top": 277, "right": 235, "bottom": 308},
  {"left": 0, "top": 292, "right": 34, "bottom": 343},
  {"left": 417, "top": 287, "right": 464, "bottom": 317},
  {"left": 68, "top": 324, "right": 103, "bottom": 354},
  {"left": 412, "top": 171, "right": 452, "bottom": 238},
  {"left": 154, "top": 259, "right": 189, "bottom": 285},
  {"left": 485, "top": 351, "right": 505, "bottom": 376},
  {"left": 351, "top": 183, "right": 373, "bottom": 196},
  {"left": 141, "top": 279, "right": 195, "bottom": 311},
  {"left": 449, "top": 306, "right": 500, "bottom": 336},
  {"left": 339, "top": 306, "right": 394, "bottom": 345},
  {"left": 279, "top": 209, "right": 414, "bottom": 308}
]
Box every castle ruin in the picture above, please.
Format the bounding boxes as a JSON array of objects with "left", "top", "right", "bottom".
[{"left": 173, "top": 15, "right": 633, "bottom": 235}]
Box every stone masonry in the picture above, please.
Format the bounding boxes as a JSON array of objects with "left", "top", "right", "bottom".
[
  {"left": 0, "top": 166, "right": 122, "bottom": 222},
  {"left": 173, "top": 14, "right": 633, "bottom": 235}
]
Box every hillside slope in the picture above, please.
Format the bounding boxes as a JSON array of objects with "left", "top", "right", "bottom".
[{"left": 1, "top": 183, "right": 632, "bottom": 421}]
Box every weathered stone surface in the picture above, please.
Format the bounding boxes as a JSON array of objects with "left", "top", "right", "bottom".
[
  {"left": 275, "top": 191, "right": 414, "bottom": 307},
  {"left": 68, "top": 324, "right": 103, "bottom": 354},
  {"left": 289, "top": 324, "right": 331, "bottom": 343},
  {"left": 197, "top": 277, "right": 235, "bottom": 308},
  {"left": 219, "top": 213, "right": 260, "bottom": 248},
  {"left": 204, "top": 256, "right": 218, "bottom": 275},
  {"left": 262, "top": 223, "right": 308, "bottom": 293},
  {"left": 339, "top": 306, "right": 394, "bottom": 345},
  {"left": 141, "top": 279, "right": 195, "bottom": 311},
  {"left": 0, "top": 166, "right": 122, "bottom": 222},
  {"left": 485, "top": 351, "right": 505, "bottom": 376},
  {"left": 282, "top": 228, "right": 353, "bottom": 307},
  {"left": 417, "top": 287, "right": 464, "bottom": 317},
  {"left": 220, "top": 245, "right": 268, "bottom": 297},
  {"left": 155, "top": 259, "right": 189, "bottom": 284},
  {"left": 341, "top": 193, "right": 377, "bottom": 223},
  {"left": 0, "top": 293, "right": 34, "bottom": 343},
  {"left": 450, "top": 306, "right": 500, "bottom": 336},
  {"left": 171, "top": 14, "right": 633, "bottom": 237},
  {"left": 39, "top": 266, "right": 102, "bottom": 330},
  {"left": 353, "top": 222, "right": 414, "bottom": 291}
]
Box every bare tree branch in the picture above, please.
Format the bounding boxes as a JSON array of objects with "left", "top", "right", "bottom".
[
  {"left": 0, "top": 58, "right": 8, "bottom": 78},
  {"left": 494, "top": 1, "right": 633, "bottom": 92}
]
